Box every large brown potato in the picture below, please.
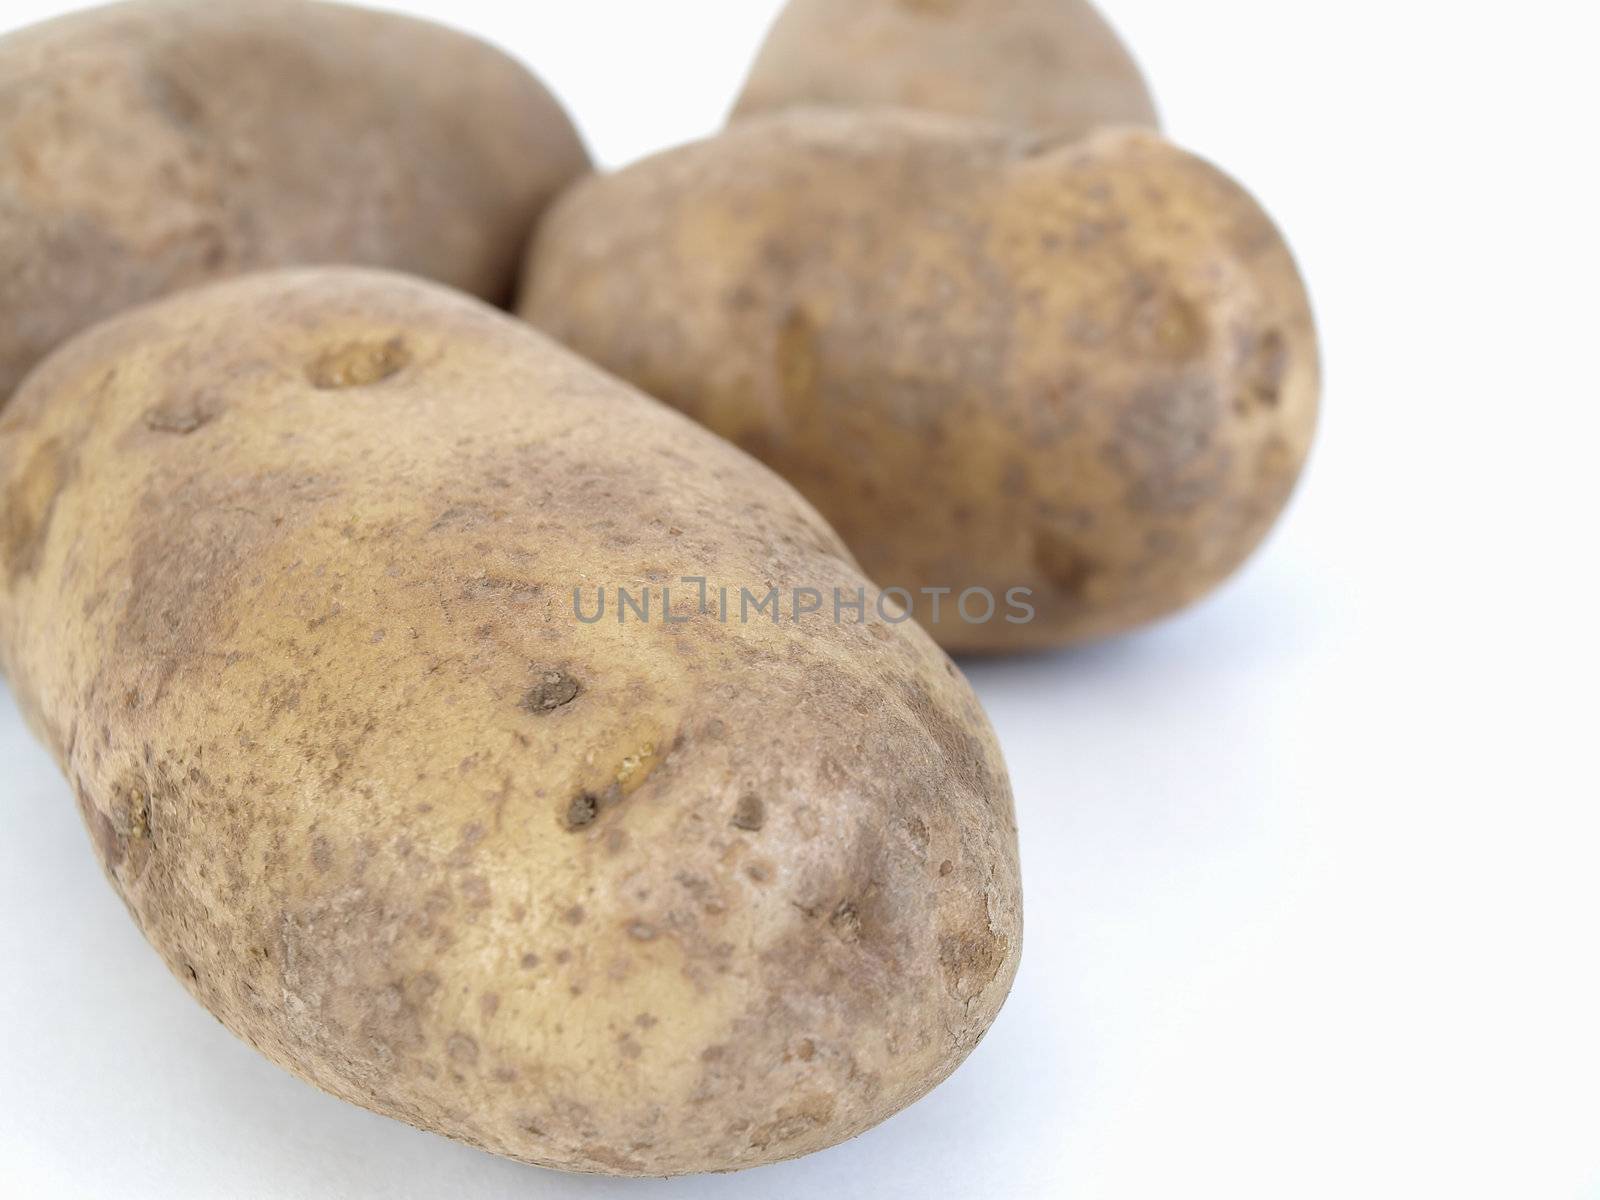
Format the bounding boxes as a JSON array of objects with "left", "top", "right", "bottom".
[
  {"left": 733, "top": 0, "right": 1158, "bottom": 139},
  {"left": 0, "top": 0, "right": 589, "bottom": 403},
  {"left": 0, "top": 268, "right": 1021, "bottom": 1176},
  {"left": 520, "top": 110, "right": 1319, "bottom": 652}
]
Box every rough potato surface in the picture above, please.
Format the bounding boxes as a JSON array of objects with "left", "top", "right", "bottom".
[
  {"left": 0, "top": 0, "right": 590, "bottom": 402},
  {"left": 733, "top": 0, "right": 1158, "bottom": 139},
  {"left": 521, "top": 111, "right": 1319, "bottom": 651},
  {"left": 0, "top": 269, "right": 1021, "bottom": 1176}
]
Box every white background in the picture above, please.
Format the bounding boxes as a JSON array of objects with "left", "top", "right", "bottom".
[{"left": 3, "top": 1, "right": 1598, "bottom": 1197}]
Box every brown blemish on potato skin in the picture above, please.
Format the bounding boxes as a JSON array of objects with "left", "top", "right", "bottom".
[
  {"left": 87, "top": 805, "right": 126, "bottom": 870},
  {"left": 731, "top": 794, "right": 766, "bottom": 831},
  {"left": 564, "top": 791, "right": 600, "bottom": 830},
  {"left": 940, "top": 919, "right": 1009, "bottom": 1003},
  {"left": 748, "top": 1093, "right": 838, "bottom": 1151},
  {"left": 1033, "top": 527, "right": 1104, "bottom": 604},
  {"left": 143, "top": 397, "right": 217, "bottom": 434},
  {"left": 1235, "top": 327, "right": 1289, "bottom": 414},
  {"left": 0, "top": 269, "right": 1020, "bottom": 1177},
  {"left": 828, "top": 900, "right": 863, "bottom": 943},
  {"left": 310, "top": 835, "right": 334, "bottom": 873},
  {"left": 775, "top": 307, "right": 822, "bottom": 420},
  {"left": 522, "top": 670, "right": 581, "bottom": 714},
  {"left": 521, "top": 111, "right": 1318, "bottom": 652},
  {"left": 1, "top": 436, "right": 74, "bottom": 584}
]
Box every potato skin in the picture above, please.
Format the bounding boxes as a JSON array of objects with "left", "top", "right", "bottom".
[
  {"left": 0, "top": 0, "right": 589, "bottom": 403},
  {"left": 733, "top": 0, "right": 1158, "bottom": 139},
  {"left": 0, "top": 269, "right": 1021, "bottom": 1176},
  {"left": 520, "top": 110, "right": 1319, "bottom": 652}
]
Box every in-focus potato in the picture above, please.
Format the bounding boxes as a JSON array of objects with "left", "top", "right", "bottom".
[
  {"left": 0, "top": 0, "right": 590, "bottom": 402},
  {"left": 733, "top": 0, "right": 1158, "bottom": 140},
  {"left": 0, "top": 269, "right": 1021, "bottom": 1176},
  {"left": 521, "top": 110, "right": 1319, "bottom": 652}
]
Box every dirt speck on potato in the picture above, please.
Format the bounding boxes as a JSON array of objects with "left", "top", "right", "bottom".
[
  {"left": 522, "top": 670, "right": 581, "bottom": 714},
  {"left": 731, "top": 794, "right": 766, "bottom": 831},
  {"left": 564, "top": 791, "right": 600, "bottom": 831}
]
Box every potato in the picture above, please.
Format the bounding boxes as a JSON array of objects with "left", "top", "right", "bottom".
[
  {"left": 0, "top": 0, "right": 589, "bottom": 403},
  {"left": 733, "top": 0, "right": 1158, "bottom": 140},
  {"left": 0, "top": 268, "right": 1021, "bottom": 1176},
  {"left": 520, "top": 109, "right": 1319, "bottom": 652}
]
